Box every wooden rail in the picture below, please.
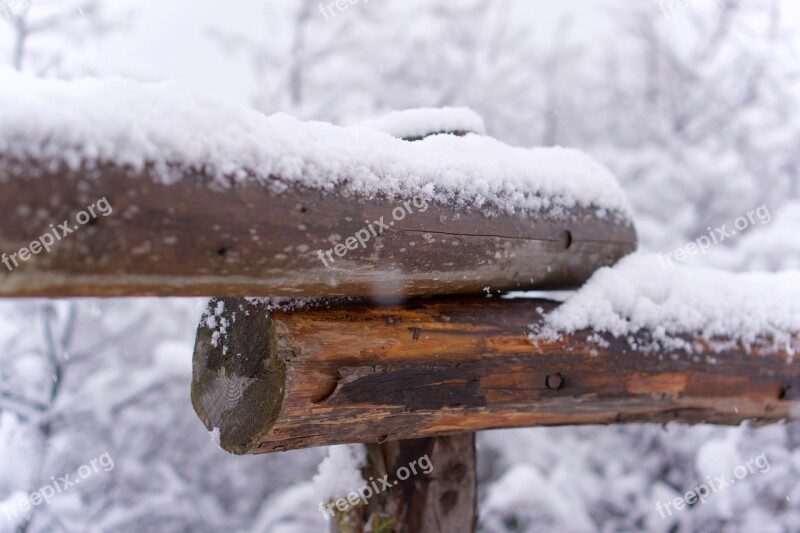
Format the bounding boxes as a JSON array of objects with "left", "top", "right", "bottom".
[
  {"left": 0, "top": 155, "right": 636, "bottom": 298},
  {"left": 191, "top": 297, "right": 800, "bottom": 455}
]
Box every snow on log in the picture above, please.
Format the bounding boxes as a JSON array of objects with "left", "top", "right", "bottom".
[
  {"left": 360, "top": 106, "right": 486, "bottom": 140},
  {"left": 533, "top": 253, "right": 800, "bottom": 356},
  {"left": 0, "top": 72, "right": 635, "bottom": 297},
  {"left": 191, "top": 286, "right": 800, "bottom": 455}
]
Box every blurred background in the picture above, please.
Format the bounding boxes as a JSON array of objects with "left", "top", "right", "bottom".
[{"left": 1, "top": 0, "right": 799, "bottom": 531}]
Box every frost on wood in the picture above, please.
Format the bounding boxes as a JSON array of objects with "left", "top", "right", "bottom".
[
  {"left": 244, "top": 296, "right": 361, "bottom": 312},
  {"left": 360, "top": 106, "right": 486, "bottom": 139},
  {"left": 0, "top": 70, "right": 631, "bottom": 219},
  {"left": 532, "top": 253, "right": 800, "bottom": 355}
]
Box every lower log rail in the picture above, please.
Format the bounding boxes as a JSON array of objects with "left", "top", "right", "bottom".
[
  {"left": 191, "top": 296, "right": 800, "bottom": 455},
  {"left": 189, "top": 294, "right": 799, "bottom": 532}
]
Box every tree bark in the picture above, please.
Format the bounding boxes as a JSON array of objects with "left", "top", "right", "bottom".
[{"left": 191, "top": 297, "right": 800, "bottom": 455}]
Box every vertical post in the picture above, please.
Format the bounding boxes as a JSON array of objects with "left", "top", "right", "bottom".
[
  {"left": 330, "top": 115, "right": 544, "bottom": 531},
  {"left": 333, "top": 434, "right": 477, "bottom": 533}
]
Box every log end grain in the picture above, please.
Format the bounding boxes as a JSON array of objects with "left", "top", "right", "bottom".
[{"left": 191, "top": 298, "right": 286, "bottom": 455}]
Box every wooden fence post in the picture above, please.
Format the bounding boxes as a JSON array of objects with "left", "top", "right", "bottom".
[{"left": 333, "top": 435, "right": 476, "bottom": 533}]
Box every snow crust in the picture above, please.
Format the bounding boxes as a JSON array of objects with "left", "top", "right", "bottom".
[
  {"left": 532, "top": 253, "right": 800, "bottom": 355},
  {"left": 360, "top": 106, "right": 486, "bottom": 138},
  {"left": 0, "top": 70, "right": 631, "bottom": 218}
]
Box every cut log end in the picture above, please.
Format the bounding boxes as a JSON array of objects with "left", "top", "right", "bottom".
[{"left": 191, "top": 298, "right": 286, "bottom": 455}]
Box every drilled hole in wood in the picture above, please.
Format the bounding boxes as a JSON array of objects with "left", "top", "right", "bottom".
[
  {"left": 561, "top": 230, "right": 573, "bottom": 250},
  {"left": 216, "top": 246, "right": 229, "bottom": 257},
  {"left": 546, "top": 373, "right": 565, "bottom": 390}
]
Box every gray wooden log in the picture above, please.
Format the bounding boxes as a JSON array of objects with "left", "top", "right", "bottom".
[{"left": 0, "top": 154, "right": 636, "bottom": 298}]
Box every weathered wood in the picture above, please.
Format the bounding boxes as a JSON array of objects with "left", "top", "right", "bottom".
[
  {"left": 330, "top": 435, "right": 476, "bottom": 533},
  {"left": 0, "top": 155, "right": 636, "bottom": 298},
  {"left": 191, "top": 297, "right": 800, "bottom": 455}
]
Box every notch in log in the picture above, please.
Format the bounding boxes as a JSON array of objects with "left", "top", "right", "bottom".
[{"left": 191, "top": 297, "right": 800, "bottom": 455}]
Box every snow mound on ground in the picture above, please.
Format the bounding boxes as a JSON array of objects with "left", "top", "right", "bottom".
[
  {"left": 0, "top": 69, "right": 631, "bottom": 218},
  {"left": 532, "top": 253, "right": 800, "bottom": 354},
  {"left": 360, "top": 106, "right": 486, "bottom": 138},
  {"left": 312, "top": 444, "right": 366, "bottom": 503}
]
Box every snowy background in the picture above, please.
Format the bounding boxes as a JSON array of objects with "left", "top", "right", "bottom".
[{"left": 1, "top": 0, "right": 800, "bottom": 531}]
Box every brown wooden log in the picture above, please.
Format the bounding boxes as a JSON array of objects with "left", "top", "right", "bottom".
[
  {"left": 330, "top": 435, "right": 477, "bottom": 533},
  {"left": 191, "top": 297, "right": 800, "bottom": 455},
  {"left": 0, "top": 154, "right": 636, "bottom": 298}
]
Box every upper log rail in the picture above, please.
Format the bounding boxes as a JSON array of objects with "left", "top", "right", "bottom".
[
  {"left": 0, "top": 155, "right": 636, "bottom": 298},
  {"left": 192, "top": 297, "right": 800, "bottom": 455}
]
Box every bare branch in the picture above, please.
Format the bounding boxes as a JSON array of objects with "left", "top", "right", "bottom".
[
  {"left": 68, "top": 313, "right": 150, "bottom": 364},
  {"left": 41, "top": 304, "right": 64, "bottom": 407},
  {"left": 0, "top": 390, "right": 46, "bottom": 419}
]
